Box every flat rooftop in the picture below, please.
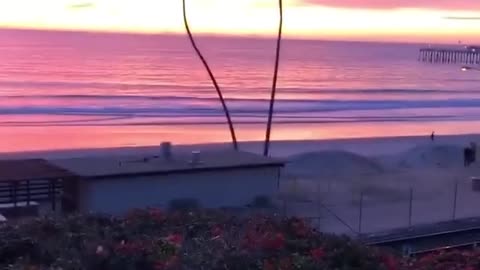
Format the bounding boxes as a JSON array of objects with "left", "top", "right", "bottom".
[
  {"left": 0, "top": 159, "right": 77, "bottom": 182},
  {"left": 49, "top": 150, "right": 284, "bottom": 179}
]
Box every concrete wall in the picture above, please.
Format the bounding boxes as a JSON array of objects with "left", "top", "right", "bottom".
[{"left": 78, "top": 167, "right": 280, "bottom": 215}]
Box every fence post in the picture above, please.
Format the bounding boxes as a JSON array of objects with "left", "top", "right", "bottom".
[
  {"left": 317, "top": 182, "right": 321, "bottom": 219},
  {"left": 408, "top": 187, "right": 413, "bottom": 227},
  {"left": 293, "top": 177, "right": 298, "bottom": 197},
  {"left": 358, "top": 191, "right": 364, "bottom": 234},
  {"left": 452, "top": 179, "right": 458, "bottom": 220}
]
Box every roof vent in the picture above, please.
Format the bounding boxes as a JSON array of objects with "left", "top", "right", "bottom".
[
  {"left": 472, "top": 177, "right": 480, "bottom": 192},
  {"left": 190, "top": 150, "right": 202, "bottom": 165},
  {"left": 161, "top": 142, "right": 172, "bottom": 160}
]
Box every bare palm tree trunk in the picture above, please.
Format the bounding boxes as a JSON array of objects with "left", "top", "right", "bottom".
[
  {"left": 182, "top": 0, "right": 238, "bottom": 151},
  {"left": 263, "top": 0, "right": 283, "bottom": 156}
]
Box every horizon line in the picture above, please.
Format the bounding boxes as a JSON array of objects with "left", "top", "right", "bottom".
[{"left": 0, "top": 26, "right": 462, "bottom": 46}]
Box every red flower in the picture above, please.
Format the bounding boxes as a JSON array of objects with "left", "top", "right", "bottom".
[
  {"left": 242, "top": 231, "right": 260, "bottom": 250},
  {"left": 382, "top": 254, "right": 398, "bottom": 270},
  {"left": 263, "top": 259, "right": 275, "bottom": 270},
  {"left": 310, "top": 247, "right": 325, "bottom": 262},
  {"left": 211, "top": 225, "right": 223, "bottom": 237},
  {"left": 125, "top": 209, "right": 145, "bottom": 221},
  {"left": 279, "top": 257, "right": 292, "bottom": 270},
  {"left": 153, "top": 256, "right": 179, "bottom": 270},
  {"left": 291, "top": 219, "right": 310, "bottom": 238},
  {"left": 148, "top": 208, "right": 164, "bottom": 223},
  {"left": 114, "top": 241, "right": 144, "bottom": 256},
  {"left": 165, "top": 255, "right": 180, "bottom": 268},
  {"left": 262, "top": 233, "right": 285, "bottom": 250},
  {"left": 166, "top": 233, "right": 183, "bottom": 247},
  {"left": 153, "top": 261, "right": 165, "bottom": 270}
]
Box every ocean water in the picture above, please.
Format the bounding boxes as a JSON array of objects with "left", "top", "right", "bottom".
[{"left": 1, "top": 29, "right": 480, "bottom": 152}]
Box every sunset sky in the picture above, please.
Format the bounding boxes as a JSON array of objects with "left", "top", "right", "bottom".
[{"left": 1, "top": 0, "right": 480, "bottom": 43}]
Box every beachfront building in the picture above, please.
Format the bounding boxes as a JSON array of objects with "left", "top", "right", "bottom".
[
  {"left": 50, "top": 149, "right": 284, "bottom": 215},
  {"left": 0, "top": 159, "right": 75, "bottom": 219}
]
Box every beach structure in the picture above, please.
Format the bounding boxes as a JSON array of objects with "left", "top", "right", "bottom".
[
  {"left": 472, "top": 177, "right": 480, "bottom": 192},
  {"left": 362, "top": 217, "right": 480, "bottom": 256},
  {"left": 48, "top": 147, "right": 284, "bottom": 215},
  {"left": 463, "top": 142, "right": 477, "bottom": 167},
  {"left": 0, "top": 159, "right": 75, "bottom": 217},
  {"left": 418, "top": 46, "right": 480, "bottom": 65}
]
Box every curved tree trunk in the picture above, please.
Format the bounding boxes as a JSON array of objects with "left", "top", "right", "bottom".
[
  {"left": 264, "top": 0, "right": 283, "bottom": 156},
  {"left": 182, "top": 0, "right": 238, "bottom": 151}
]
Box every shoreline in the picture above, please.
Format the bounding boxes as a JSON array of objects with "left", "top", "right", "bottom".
[{"left": 2, "top": 133, "right": 480, "bottom": 159}]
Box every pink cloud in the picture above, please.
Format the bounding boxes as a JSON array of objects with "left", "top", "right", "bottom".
[{"left": 302, "top": 0, "right": 480, "bottom": 10}]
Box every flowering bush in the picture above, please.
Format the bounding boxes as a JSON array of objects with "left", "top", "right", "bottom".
[
  {"left": 0, "top": 209, "right": 400, "bottom": 269},
  {"left": 403, "top": 249, "right": 480, "bottom": 270}
]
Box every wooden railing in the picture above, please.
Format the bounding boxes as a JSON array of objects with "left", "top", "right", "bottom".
[{"left": 0, "top": 179, "right": 63, "bottom": 210}]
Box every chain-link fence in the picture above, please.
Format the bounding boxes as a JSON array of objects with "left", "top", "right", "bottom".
[{"left": 278, "top": 174, "right": 480, "bottom": 237}]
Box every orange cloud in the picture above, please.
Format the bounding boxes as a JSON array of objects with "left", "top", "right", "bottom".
[{"left": 0, "top": 0, "right": 480, "bottom": 43}]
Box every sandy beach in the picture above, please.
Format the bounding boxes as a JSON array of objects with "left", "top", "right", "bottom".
[
  {"left": 271, "top": 134, "right": 480, "bottom": 236},
  {"left": 3, "top": 133, "right": 480, "bottom": 236},
  {"left": 3, "top": 133, "right": 480, "bottom": 158}
]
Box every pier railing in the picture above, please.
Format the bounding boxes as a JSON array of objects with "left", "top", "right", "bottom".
[{"left": 419, "top": 47, "right": 480, "bottom": 65}]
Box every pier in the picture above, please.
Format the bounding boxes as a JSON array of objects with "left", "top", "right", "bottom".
[{"left": 419, "top": 46, "right": 480, "bottom": 65}]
